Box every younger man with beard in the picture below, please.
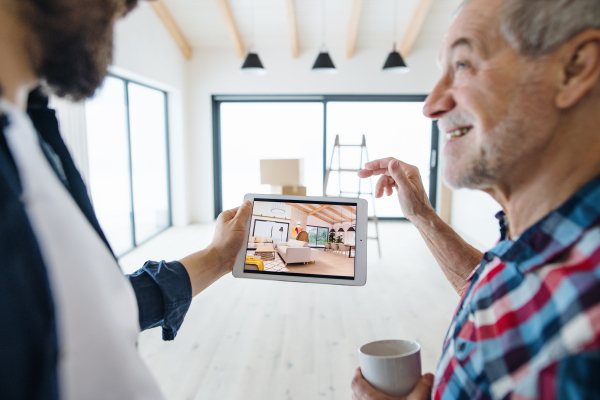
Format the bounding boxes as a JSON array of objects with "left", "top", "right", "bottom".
[{"left": 0, "top": 0, "right": 251, "bottom": 398}]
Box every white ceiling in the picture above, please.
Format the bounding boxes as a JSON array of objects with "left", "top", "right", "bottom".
[{"left": 162, "top": 0, "right": 462, "bottom": 56}]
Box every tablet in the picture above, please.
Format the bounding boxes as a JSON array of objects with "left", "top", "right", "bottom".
[{"left": 233, "top": 194, "right": 368, "bottom": 286}]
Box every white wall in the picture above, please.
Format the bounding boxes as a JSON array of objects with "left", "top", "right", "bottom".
[
  {"left": 451, "top": 189, "right": 502, "bottom": 251},
  {"left": 187, "top": 46, "right": 443, "bottom": 223},
  {"left": 111, "top": 3, "right": 190, "bottom": 227},
  {"left": 307, "top": 216, "right": 332, "bottom": 228}
]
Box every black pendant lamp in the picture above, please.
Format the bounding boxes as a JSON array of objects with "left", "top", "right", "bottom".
[
  {"left": 242, "top": 53, "right": 266, "bottom": 75},
  {"left": 382, "top": 44, "right": 409, "bottom": 74},
  {"left": 383, "top": 0, "right": 409, "bottom": 74},
  {"left": 337, "top": 226, "right": 345, "bottom": 232},
  {"left": 241, "top": 0, "right": 266, "bottom": 75},
  {"left": 312, "top": 0, "right": 337, "bottom": 74},
  {"left": 329, "top": 227, "right": 335, "bottom": 233}
]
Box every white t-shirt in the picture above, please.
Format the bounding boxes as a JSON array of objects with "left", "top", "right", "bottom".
[{"left": 0, "top": 99, "right": 163, "bottom": 400}]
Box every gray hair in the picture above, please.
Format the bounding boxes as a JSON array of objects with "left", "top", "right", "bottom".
[{"left": 461, "top": 0, "right": 600, "bottom": 58}]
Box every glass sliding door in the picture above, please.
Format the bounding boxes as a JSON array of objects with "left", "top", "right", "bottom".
[
  {"left": 86, "top": 76, "right": 171, "bottom": 256},
  {"left": 219, "top": 102, "right": 324, "bottom": 211},
  {"left": 213, "top": 96, "right": 437, "bottom": 219},
  {"left": 128, "top": 82, "right": 170, "bottom": 244},
  {"left": 307, "top": 226, "right": 329, "bottom": 247},
  {"left": 86, "top": 77, "right": 133, "bottom": 256},
  {"left": 317, "top": 227, "right": 327, "bottom": 246},
  {"left": 326, "top": 102, "right": 432, "bottom": 218}
]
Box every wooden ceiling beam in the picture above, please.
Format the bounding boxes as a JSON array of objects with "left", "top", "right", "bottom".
[
  {"left": 341, "top": 205, "right": 357, "bottom": 215},
  {"left": 286, "top": 203, "right": 314, "bottom": 214},
  {"left": 285, "top": 203, "right": 308, "bottom": 213},
  {"left": 346, "top": 0, "right": 363, "bottom": 59},
  {"left": 324, "top": 207, "right": 353, "bottom": 222},
  {"left": 308, "top": 205, "right": 331, "bottom": 215},
  {"left": 317, "top": 211, "right": 341, "bottom": 223},
  {"left": 150, "top": 1, "right": 193, "bottom": 60},
  {"left": 400, "top": 0, "right": 435, "bottom": 57},
  {"left": 312, "top": 214, "right": 334, "bottom": 225},
  {"left": 286, "top": 0, "right": 299, "bottom": 58},
  {"left": 216, "top": 0, "right": 245, "bottom": 59}
]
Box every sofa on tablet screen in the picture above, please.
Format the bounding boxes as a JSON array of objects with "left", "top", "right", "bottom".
[{"left": 277, "top": 239, "right": 319, "bottom": 265}]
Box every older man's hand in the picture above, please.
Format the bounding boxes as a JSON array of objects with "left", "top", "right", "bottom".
[
  {"left": 357, "top": 157, "right": 433, "bottom": 221},
  {"left": 351, "top": 367, "right": 434, "bottom": 400}
]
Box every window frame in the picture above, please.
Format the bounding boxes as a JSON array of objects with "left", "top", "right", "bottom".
[
  {"left": 252, "top": 218, "right": 290, "bottom": 243},
  {"left": 306, "top": 225, "right": 330, "bottom": 248},
  {"left": 94, "top": 74, "right": 173, "bottom": 257},
  {"left": 212, "top": 94, "right": 439, "bottom": 221}
]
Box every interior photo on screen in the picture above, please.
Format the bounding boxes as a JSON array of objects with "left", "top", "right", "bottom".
[{"left": 245, "top": 200, "right": 357, "bottom": 279}]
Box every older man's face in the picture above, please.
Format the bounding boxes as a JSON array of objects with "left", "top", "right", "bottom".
[{"left": 424, "top": 0, "right": 559, "bottom": 190}]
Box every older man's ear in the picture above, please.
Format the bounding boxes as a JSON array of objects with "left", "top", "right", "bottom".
[{"left": 555, "top": 30, "right": 600, "bottom": 109}]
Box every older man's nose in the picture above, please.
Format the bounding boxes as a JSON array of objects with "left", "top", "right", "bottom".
[{"left": 423, "top": 78, "right": 456, "bottom": 120}]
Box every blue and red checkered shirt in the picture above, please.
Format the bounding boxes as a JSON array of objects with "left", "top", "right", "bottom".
[{"left": 433, "top": 178, "right": 600, "bottom": 400}]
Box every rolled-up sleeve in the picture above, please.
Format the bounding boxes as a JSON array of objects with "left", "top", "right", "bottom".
[{"left": 126, "top": 260, "right": 192, "bottom": 341}]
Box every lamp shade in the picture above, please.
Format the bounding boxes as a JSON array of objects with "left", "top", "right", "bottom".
[
  {"left": 329, "top": 228, "right": 335, "bottom": 233},
  {"left": 279, "top": 227, "right": 283, "bottom": 232},
  {"left": 271, "top": 202, "right": 285, "bottom": 214},
  {"left": 347, "top": 226, "right": 355, "bottom": 232},
  {"left": 312, "top": 52, "right": 337, "bottom": 74},
  {"left": 241, "top": 53, "right": 267, "bottom": 75},
  {"left": 337, "top": 227, "right": 345, "bottom": 232},
  {"left": 382, "top": 51, "right": 409, "bottom": 73}
]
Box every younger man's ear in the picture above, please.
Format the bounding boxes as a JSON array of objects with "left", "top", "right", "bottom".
[{"left": 556, "top": 30, "right": 600, "bottom": 109}]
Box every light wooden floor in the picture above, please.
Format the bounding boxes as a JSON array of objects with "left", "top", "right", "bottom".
[
  {"left": 120, "top": 221, "right": 459, "bottom": 400},
  {"left": 286, "top": 249, "right": 355, "bottom": 276}
]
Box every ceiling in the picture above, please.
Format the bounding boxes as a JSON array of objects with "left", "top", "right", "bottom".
[
  {"left": 288, "top": 203, "right": 355, "bottom": 225},
  {"left": 161, "top": 0, "right": 463, "bottom": 56}
]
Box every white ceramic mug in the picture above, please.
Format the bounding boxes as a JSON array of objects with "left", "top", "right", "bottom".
[{"left": 358, "top": 339, "right": 422, "bottom": 397}]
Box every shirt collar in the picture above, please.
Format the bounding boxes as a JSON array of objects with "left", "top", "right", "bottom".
[{"left": 488, "top": 176, "right": 600, "bottom": 274}]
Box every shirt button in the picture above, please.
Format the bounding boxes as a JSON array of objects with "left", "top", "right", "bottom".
[
  {"left": 484, "top": 253, "right": 494, "bottom": 262},
  {"left": 458, "top": 342, "right": 466, "bottom": 352}
]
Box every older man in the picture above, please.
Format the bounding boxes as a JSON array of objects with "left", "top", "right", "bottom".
[{"left": 352, "top": 0, "right": 600, "bottom": 399}]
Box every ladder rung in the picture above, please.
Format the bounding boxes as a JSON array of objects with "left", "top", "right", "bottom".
[
  {"left": 338, "top": 144, "right": 363, "bottom": 147},
  {"left": 329, "top": 169, "right": 360, "bottom": 173}
]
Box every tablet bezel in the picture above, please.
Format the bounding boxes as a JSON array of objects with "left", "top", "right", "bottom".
[{"left": 232, "top": 194, "right": 368, "bottom": 286}]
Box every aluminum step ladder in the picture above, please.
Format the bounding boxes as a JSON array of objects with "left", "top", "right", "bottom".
[{"left": 324, "top": 134, "right": 381, "bottom": 257}]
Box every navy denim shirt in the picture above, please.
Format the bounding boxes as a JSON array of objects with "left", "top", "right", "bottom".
[{"left": 0, "top": 90, "right": 192, "bottom": 399}]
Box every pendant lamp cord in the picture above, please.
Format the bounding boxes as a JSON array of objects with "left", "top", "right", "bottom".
[
  {"left": 393, "top": 0, "right": 398, "bottom": 51},
  {"left": 251, "top": 0, "right": 255, "bottom": 52},
  {"left": 322, "top": 0, "right": 326, "bottom": 51}
]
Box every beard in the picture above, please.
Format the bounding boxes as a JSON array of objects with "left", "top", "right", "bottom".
[
  {"left": 439, "top": 110, "right": 523, "bottom": 191},
  {"left": 22, "top": 0, "right": 139, "bottom": 101}
]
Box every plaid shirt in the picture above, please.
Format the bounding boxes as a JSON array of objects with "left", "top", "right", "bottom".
[{"left": 433, "top": 178, "right": 600, "bottom": 400}]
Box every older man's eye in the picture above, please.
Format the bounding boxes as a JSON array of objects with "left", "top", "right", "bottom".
[{"left": 455, "top": 61, "right": 468, "bottom": 70}]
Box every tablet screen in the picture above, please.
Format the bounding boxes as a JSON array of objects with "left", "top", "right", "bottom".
[{"left": 244, "top": 199, "right": 357, "bottom": 280}]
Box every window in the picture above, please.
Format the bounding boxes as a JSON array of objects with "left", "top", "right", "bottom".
[
  {"left": 307, "top": 226, "right": 329, "bottom": 247},
  {"left": 252, "top": 219, "right": 289, "bottom": 243},
  {"left": 326, "top": 102, "right": 433, "bottom": 218},
  {"left": 213, "top": 95, "right": 438, "bottom": 220},
  {"left": 86, "top": 76, "right": 171, "bottom": 256},
  {"left": 218, "top": 102, "right": 324, "bottom": 211}
]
